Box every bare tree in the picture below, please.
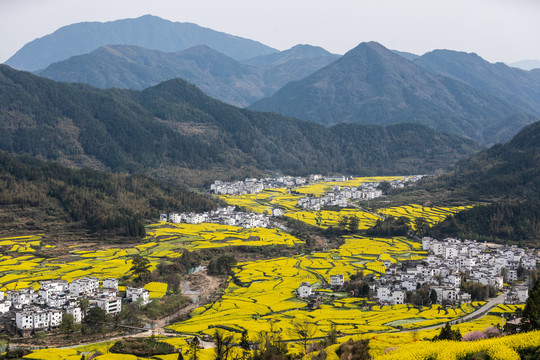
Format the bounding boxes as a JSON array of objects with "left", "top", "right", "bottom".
[
  {"left": 289, "top": 317, "right": 317, "bottom": 354},
  {"left": 214, "top": 329, "right": 236, "bottom": 360}
]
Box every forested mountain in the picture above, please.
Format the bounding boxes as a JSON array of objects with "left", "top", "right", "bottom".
[
  {"left": 5, "top": 15, "right": 277, "bottom": 71},
  {"left": 0, "top": 151, "right": 216, "bottom": 239},
  {"left": 0, "top": 65, "right": 480, "bottom": 186},
  {"left": 250, "top": 42, "right": 537, "bottom": 144},
  {"left": 421, "top": 121, "right": 540, "bottom": 245},
  {"left": 413, "top": 50, "right": 540, "bottom": 115},
  {"left": 35, "top": 44, "right": 339, "bottom": 107}
]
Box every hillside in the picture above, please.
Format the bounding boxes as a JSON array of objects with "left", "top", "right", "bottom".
[
  {"left": 35, "top": 44, "right": 338, "bottom": 107},
  {"left": 250, "top": 42, "right": 536, "bottom": 144},
  {"left": 0, "top": 65, "right": 480, "bottom": 186},
  {"left": 420, "top": 121, "right": 540, "bottom": 245},
  {"left": 414, "top": 50, "right": 540, "bottom": 115},
  {"left": 0, "top": 151, "right": 216, "bottom": 240},
  {"left": 4, "top": 14, "right": 277, "bottom": 71}
]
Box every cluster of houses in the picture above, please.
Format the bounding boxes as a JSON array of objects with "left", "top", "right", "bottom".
[
  {"left": 297, "top": 185, "right": 383, "bottom": 210},
  {"left": 162, "top": 206, "right": 280, "bottom": 229},
  {"left": 373, "top": 238, "right": 536, "bottom": 305},
  {"left": 0, "top": 277, "right": 152, "bottom": 333},
  {"left": 209, "top": 175, "right": 359, "bottom": 195},
  {"left": 297, "top": 237, "right": 537, "bottom": 306}
]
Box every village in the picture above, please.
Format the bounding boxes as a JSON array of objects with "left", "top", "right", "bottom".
[
  {"left": 209, "top": 174, "right": 423, "bottom": 196},
  {"left": 164, "top": 175, "right": 424, "bottom": 228},
  {"left": 0, "top": 277, "right": 153, "bottom": 334},
  {"left": 297, "top": 237, "right": 536, "bottom": 308}
]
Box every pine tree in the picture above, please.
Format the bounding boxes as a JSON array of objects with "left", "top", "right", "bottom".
[{"left": 521, "top": 280, "right": 540, "bottom": 331}]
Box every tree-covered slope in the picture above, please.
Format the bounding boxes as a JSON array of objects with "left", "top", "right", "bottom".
[
  {"left": 5, "top": 15, "right": 277, "bottom": 71},
  {"left": 0, "top": 151, "right": 216, "bottom": 239},
  {"left": 422, "top": 121, "right": 540, "bottom": 245},
  {"left": 250, "top": 42, "right": 536, "bottom": 144},
  {"left": 0, "top": 64, "right": 481, "bottom": 186}
]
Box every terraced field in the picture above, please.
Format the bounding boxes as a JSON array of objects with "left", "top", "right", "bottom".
[
  {"left": 167, "top": 236, "right": 480, "bottom": 339},
  {"left": 0, "top": 225, "right": 302, "bottom": 291}
]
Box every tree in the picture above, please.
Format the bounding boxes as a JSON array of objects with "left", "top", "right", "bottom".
[
  {"left": 130, "top": 255, "right": 151, "bottom": 279},
  {"left": 377, "top": 181, "right": 391, "bottom": 194},
  {"left": 430, "top": 289, "right": 438, "bottom": 305},
  {"left": 337, "top": 339, "right": 370, "bottom": 360},
  {"left": 290, "top": 317, "right": 317, "bottom": 354},
  {"left": 78, "top": 297, "right": 89, "bottom": 316},
  {"left": 190, "top": 336, "right": 200, "bottom": 360},
  {"left": 60, "top": 313, "right": 81, "bottom": 338},
  {"left": 521, "top": 279, "right": 540, "bottom": 331},
  {"left": 338, "top": 216, "right": 349, "bottom": 231},
  {"left": 178, "top": 351, "right": 184, "bottom": 360},
  {"left": 347, "top": 215, "right": 360, "bottom": 233},
  {"left": 239, "top": 330, "right": 250, "bottom": 360},
  {"left": 214, "top": 329, "right": 236, "bottom": 360},
  {"left": 432, "top": 323, "right": 462, "bottom": 341},
  {"left": 325, "top": 324, "right": 338, "bottom": 346},
  {"left": 82, "top": 306, "right": 109, "bottom": 334},
  {"left": 414, "top": 217, "right": 430, "bottom": 237}
]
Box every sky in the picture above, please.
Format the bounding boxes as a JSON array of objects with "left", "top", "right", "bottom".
[{"left": 1, "top": 0, "right": 540, "bottom": 64}]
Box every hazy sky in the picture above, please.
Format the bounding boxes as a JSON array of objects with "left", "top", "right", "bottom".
[{"left": 1, "top": 0, "right": 539, "bottom": 64}]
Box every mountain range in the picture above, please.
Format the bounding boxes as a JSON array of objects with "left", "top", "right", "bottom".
[
  {"left": 250, "top": 42, "right": 538, "bottom": 144},
  {"left": 5, "top": 15, "right": 277, "bottom": 71},
  {"left": 0, "top": 64, "right": 480, "bottom": 187},
  {"left": 36, "top": 44, "right": 339, "bottom": 107},
  {"left": 6, "top": 15, "right": 539, "bottom": 146}
]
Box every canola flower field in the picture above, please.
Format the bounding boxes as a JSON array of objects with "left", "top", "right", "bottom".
[
  {"left": 0, "top": 224, "right": 302, "bottom": 291},
  {"left": 377, "top": 204, "right": 474, "bottom": 229},
  {"left": 145, "top": 223, "right": 303, "bottom": 250},
  {"left": 167, "top": 236, "right": 475, "bottom": 339},
  {"left": 12, "top": 176, "right": 520, "bottom": 360}
]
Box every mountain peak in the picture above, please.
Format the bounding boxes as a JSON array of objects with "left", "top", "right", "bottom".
[{"left": 5, "top": 15, "right": 277, "bottom": 71}]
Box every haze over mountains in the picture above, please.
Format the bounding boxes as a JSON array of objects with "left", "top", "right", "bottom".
[
  {"left": 36, "top": 44, "right": 339, "bottom": 107},
  {"left": 5, "top": 15, "right": 540, "bottom": 147},
  {"left": 250, "top": 42, "right": 538, "bottom": 145}
]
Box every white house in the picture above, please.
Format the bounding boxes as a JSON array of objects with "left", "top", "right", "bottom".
[
  {"left": 517, "top": 287, "right": 529, "bottom": 303},
  {"left": 66, "top": 306, "right": 82, "bottom": 323},
  {"left": 330, "top": 274, "right": 345, "bottom": 287},
  {"left": 0, "top": 300, "right": 11, "bottom": 314},
  {"left": 103, "top": 278, "right": 119, "bottom": 291},
  {"left": 126, "top": 287, "right": 150, "bottom": 306},
  {"left": 297, "top": 282, "right": 313, "bottom": 298},
  {"left": 96, "top": 295, "right": 122, "bottom": 314}
]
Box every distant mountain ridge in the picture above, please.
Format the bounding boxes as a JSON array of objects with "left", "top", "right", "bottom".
[
  {"left": 35, "top": 44, "right": 339, "bottom": 107},
  {"left": 0, "top": 65, "right": 480, "bottom": 186},
  {"left": 5, "top": 15, "right": 277, "bottom": 71},
  {"left": 250, "top": 41, "right": 537, "bottom": 144},
  {"left": 508, "top": 59, "right": 540, "bottom": 71},
  {"left": 413, "top": 50, "right": 540, "bottom": 116}
]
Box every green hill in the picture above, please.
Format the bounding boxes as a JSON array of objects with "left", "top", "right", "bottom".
[
  {"left": 0, "top": 64, "right": 481, "bottom": 186},
  {"left": 422, "top": 121, "right": 540, "bottom": 246},
  {"left": 0, "top": 151, "right": 216, "bottom": 240}
]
